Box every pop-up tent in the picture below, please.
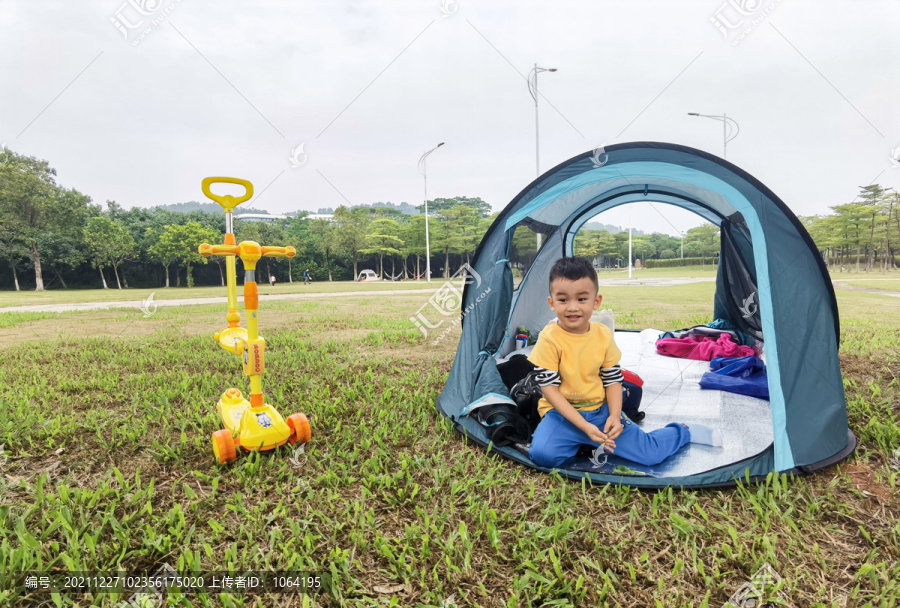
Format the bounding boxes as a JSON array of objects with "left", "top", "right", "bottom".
[{"left": 435, "top": 142, "right": 855, "bottom": 488}]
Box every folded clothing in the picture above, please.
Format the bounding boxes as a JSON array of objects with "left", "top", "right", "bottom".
[
  {"left": 699, "top": 355, "right": 769, "bottom": 400},
  {"left": 656, "top": 333, "right": 755, "bottom": 361},
  {"left": 659, "top": 322, "right": 755, "bottom": 348}
]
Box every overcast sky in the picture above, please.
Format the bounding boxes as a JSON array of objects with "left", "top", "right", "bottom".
[{"left": 2, "top": 0, "right": 898, "bottom": 236}]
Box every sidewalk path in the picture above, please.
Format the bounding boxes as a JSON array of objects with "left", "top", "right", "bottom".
[
  {"left": 0, "top": 288, "right": 441, "bottom": 313},
  {"left": 832, "top": 282, "right": 900, "bottom": 298}
]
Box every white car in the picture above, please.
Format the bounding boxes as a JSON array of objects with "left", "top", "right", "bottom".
[{"left": 356, "top": 269, "right": 381, "bottom": 282}]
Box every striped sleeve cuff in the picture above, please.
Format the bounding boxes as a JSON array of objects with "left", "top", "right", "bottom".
[
  {"left": 600, "top": 364, "right": 624, "bottom": 387},
  {"left": 532, "top": 366, "right": 561, "bottom": 387}
]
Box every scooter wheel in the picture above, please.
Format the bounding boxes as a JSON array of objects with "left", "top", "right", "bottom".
[
  {"left": 286, "top": 413, "right": 311, "bottom": 445},
  {"left": 212, "top": 429, "right": 237, "bottom": 464}
]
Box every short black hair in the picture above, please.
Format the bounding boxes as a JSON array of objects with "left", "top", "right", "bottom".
[{"left": 548, "top": 257, "right": 598, "bottom": 293}]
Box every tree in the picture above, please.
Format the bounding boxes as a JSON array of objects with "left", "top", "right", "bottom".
[
  {"left": 83, "top": 217, "right": 137, "bottom": 289},
  {"left": 309, "top": 218, "right": 337, "bottom": 281},
  {"left": 0, "top": 148, "right": 93, "bottom": 290},
  {"left": 0, "top": 223, "right": 29, "bottom": 291},
  {"left": 156, "top": 222, "right": 219, "bottom": 287},
  {"left": 36, "top": 230, "right": 86, "bottom": 289},
  {"left": 333, "top": 206, "right": 369, "bottom": 278},
  {"left": 433, "top": 205, "right": 478, "bottom": 278},
  {"left": 361, "top": 218, "right": 403, "bottom": 278},
  {"left": 147, "top": 227, "right": 178, "bottom": 287},
  {"left": 682, "top": 224, "right": 719, "bottom": 258},
  {"left": 401, "top": 215, "right": 429, "bottom": 279}
]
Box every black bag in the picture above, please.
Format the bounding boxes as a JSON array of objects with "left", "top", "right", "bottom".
[{"left": 471, "top": 403, "right": 533, "bottom": 447}]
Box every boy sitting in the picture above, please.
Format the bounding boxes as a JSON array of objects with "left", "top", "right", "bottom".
[{"left": 528, "top": 257, "right": 722, "bottom": 469}]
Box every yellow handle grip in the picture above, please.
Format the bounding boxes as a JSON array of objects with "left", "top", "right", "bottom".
[
  {"left": 261, "top": 246, "right": 296, "bottom": 258},
  {"left": 201, "top": 177, "right": 254, "bottom": 212},
  {"left": 199, "top": 243, "right": 240, "bottom": 257}
]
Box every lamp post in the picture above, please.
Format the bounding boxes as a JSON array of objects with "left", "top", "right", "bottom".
[
  {"left": 687, "top": 112, "right": 739, "bottom": 159},
  {"left": 528, "top": 64, "right": 557, "bottom": 250},
  {"left": 418, "top": 142, "right": 444, "bottom": 283}
]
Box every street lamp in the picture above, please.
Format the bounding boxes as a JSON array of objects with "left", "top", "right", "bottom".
[
  {"left": 528, "top": 64, "right": 557, "bottom": 249},
  {"left": 418, "top": 142, "right": 445, "bottom": 283},
  {"left": 687, "top": 112, "right": 739, "bottom": 159}
]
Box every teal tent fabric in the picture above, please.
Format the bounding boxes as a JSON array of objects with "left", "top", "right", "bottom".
[{"left": 438, "top": 142, "right": 854, "bottom": 488}]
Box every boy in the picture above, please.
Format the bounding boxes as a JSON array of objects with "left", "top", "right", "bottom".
[{"left": 527, "top": 257, "right": 721, "bottom": 469}]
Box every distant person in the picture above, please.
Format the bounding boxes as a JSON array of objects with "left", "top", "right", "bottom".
[
  {"left": 304, "top": 269, "right": 311, "bottom": 284},
  {"left": 269, "top": 274, "right": 276, "bottom": 287}
]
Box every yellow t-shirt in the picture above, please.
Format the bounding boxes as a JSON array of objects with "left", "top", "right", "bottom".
[{"left": 527, "top": 320, "right": 623, "bottom": 417}]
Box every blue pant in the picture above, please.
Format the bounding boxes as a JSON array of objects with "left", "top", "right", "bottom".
[{"left": 529, "top": 404, "right": 691, "bottom": 469}]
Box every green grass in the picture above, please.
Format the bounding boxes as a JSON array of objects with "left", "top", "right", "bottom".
[{"left": 0, "top": 287, "right": 897, "bottom": 606}]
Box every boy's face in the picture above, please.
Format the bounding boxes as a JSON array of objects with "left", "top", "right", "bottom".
[{"left": 548, "top": 276, "right": 602, "bottom": 334}]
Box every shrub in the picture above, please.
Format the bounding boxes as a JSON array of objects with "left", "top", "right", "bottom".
[{"left": 644, "top": 257, "right": 718, "bottom": 268}]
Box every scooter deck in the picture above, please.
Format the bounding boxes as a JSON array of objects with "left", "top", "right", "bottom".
[{"left": 217, "top": 388, "right": 292, "bottom": 450}]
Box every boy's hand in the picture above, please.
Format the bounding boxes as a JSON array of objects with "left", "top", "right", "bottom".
[
  {"left": 582, "top": 423, "right": 617, "bottom": 452},
  {"left": 603, "top": 417, "right": 624, "bottom": 441}
]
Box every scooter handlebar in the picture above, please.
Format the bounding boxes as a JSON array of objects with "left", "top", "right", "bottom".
[
  {"left": 199, "top": 243, "right": 240, "bottom": 257},
  {"left": 261, "top": 246, "right": 296, "bottom": 258},
  {"left": 201, "top": 177, "right": 253, "bottom": 212}
]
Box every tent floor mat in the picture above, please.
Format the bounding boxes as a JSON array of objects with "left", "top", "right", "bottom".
[{"left": 603, "top": 329, "right": 773, "bottom": 478}]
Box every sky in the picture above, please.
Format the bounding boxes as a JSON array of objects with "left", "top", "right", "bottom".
[{"left": 1, "top": 0, "right": 898, "bottom": 237}]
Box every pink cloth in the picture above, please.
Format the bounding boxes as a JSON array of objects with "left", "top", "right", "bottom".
[{"left": 656, "top": 333, "right": 755, "bottom": 361}]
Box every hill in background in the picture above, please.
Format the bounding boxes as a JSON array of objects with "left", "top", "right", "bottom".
[
  {"left": 154, "top": 201, "right": 273, "bottom": 215},
  {"left": 582, "top": 221, "right": 645, "bottom": 235},
  {"left": 156, "top": 201, "right": 419, "bottom": 216}
]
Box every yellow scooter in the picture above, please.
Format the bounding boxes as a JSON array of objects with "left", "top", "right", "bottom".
[{"left": 198, "top": 176, "right": 311, "bottom": 464}]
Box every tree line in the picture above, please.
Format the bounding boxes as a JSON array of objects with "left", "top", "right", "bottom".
[
  {"left": 803, "top": 185, "right": 900, "bottom": 273},
  {"left": 0, "top": 148, "right": 497, "bottom": 290}
]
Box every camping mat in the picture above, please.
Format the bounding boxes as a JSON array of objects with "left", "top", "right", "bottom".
[
  {"left": 597, "top": 329, "right": 773, "bottom": 478},
  {"left": 505, "top": 329, "right": 773, "bottom": 478}
]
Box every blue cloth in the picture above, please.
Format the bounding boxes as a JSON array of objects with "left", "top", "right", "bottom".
[
  {"left": 529, "top": 404, "right": 691, "bottom": 469},
  {"left": 699, "top": 355, "right": 769, "bottom": 400}
]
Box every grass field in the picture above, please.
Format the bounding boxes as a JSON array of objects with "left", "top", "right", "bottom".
[{"left": 0, "top": 281, "right": 898, "bottom": 607}]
